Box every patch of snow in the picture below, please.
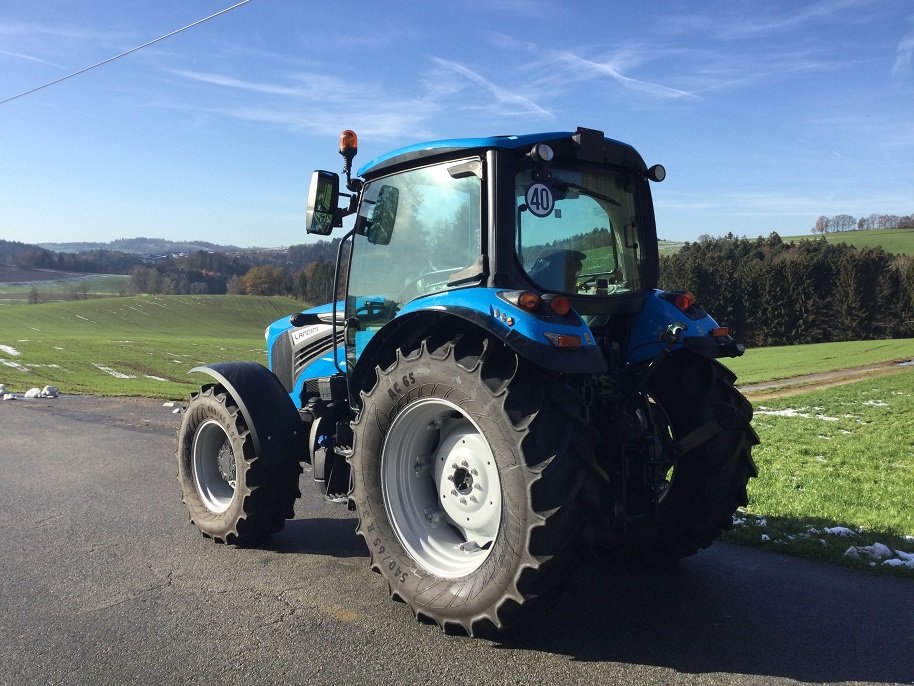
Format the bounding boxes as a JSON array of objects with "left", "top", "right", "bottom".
[
  {"left": 1, "top": 359, "right": 28, "bottom": 371},
  {"left": 862, "top": 399, "right": 889, "bottom": 408},
  {"left": 162, "top": 401, "right": 175, "bottom": 407},
  {"left": 760, "top": 534, "right": 771, "bottom": 542},
  {"left": 755, "top": 407, "right": 840, "bottom": 421},
  {"left": 845, "top": 542, "right": 894, "bottom": 561},
  {"left": 0, "top": 344, "right": 22, "bottom": 356},
  {"left": 824, "top": 526, "right": 857, "bottom": 537},
  {"left": 74, "top": 314, "right": 96, "bottom": 323},
  {"left": 92, "top": 363, "right": 135, "bottom": 379},
  {"left": 144, "top": 375, "right": 167, "bottom": 381},
  {"left": 24, "top": 388, "right": 41, "bottom": 398}
]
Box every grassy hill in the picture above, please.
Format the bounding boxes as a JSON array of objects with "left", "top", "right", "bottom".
[
  {"left": 0, "top": 272, "right": 131, "bottom": 306},
  {"left": 0, "top": 295, "right": 303, "bottom": 397},
  {"left": 778, "top": 228, "right": 914, "bottom": 255}
]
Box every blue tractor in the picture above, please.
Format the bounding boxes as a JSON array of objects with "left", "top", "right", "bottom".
[{"left": 176, "top": 127, "right": 758, "bottom": 635}]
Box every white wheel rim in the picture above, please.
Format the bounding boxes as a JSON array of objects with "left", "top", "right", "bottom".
[
  {"left": 381, "top": 398, "right": 501, "bottom": 578},
  {"left": 192, "top": 419, "right": 236, "bottom": 513}
]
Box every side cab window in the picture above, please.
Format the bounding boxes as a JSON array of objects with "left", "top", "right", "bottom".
[{"left": 346, "top": 159, "right": 483, "bottom": 360}]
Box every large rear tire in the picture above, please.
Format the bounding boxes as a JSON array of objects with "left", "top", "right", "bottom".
[
  {"left": 350, "top": 335, "right": 586, "bottom": 635},
  {"left": 613, "top": 353, "right": 758, "bottom": 558},
  {"left": 176, "top": 385, "right": 301, "bottom": 544}
]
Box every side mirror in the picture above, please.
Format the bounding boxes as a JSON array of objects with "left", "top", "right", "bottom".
[
  {"left": 358, "top": 184, "right": 399, "bottom": 245},
  {"left": 306, "top": 170, "right": 340, "bottom": 235}
]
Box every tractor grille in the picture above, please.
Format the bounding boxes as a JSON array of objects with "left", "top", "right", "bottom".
[
  {"left": 293, "top": 333, "right": 345, "bottom": 386},
  {"left": 272, "top": 328, "right": 344, "bottom": 394}
]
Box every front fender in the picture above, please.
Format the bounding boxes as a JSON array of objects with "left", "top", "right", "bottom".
[{"left": 189, "top": 362, "right": 305, "bottom": 461}]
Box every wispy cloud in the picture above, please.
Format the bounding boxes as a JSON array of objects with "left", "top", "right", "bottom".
[
  {"left": 427, "top": 57, "right": 553, "bottom": 117},
  {"left": 169, "top": 70, "right": 312, "bottom": 98},
  {"left": 548, "top": 50, "right": 701, "bottom": 101},
  {"left": 161, "top": 68, "right": 442, "bottom": 141},
  {"left": 0, "top": 21, "right": 132, "bottom": 43},
  {"left": 892, "top": 26, "right": 914, "bottom": 75},
  {"left": 657, "top": 0, "right": 879, "bottom": 41},
  {"left": 0, "top": 49, "right": 64, "bottom": 68}
]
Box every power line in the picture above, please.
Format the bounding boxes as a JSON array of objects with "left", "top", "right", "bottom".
[{"left": 0, "top": 0, "right": 254, "bottom": 106}]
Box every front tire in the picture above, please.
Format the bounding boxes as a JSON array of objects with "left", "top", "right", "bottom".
[
  {"left": 350, "top": 335, "right": 586, "bottom": 635},
  {"left": 176, "top": 385, "right": 301, "bottom": 543}
]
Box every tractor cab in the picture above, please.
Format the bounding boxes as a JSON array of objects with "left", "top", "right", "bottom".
[{"left": 306, "top": 127, "right": 666, "bottom": 380}]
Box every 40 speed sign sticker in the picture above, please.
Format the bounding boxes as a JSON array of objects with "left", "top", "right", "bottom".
[{"left": 525, "top": 183, "right": 554, "bottom": 217}]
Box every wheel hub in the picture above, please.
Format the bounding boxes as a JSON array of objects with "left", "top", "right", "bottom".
[
  {"left": 433, "top": 432, "right": 500, "bottom": 547},
  {"left": 381, "top": 398, "right": 502, "bottom": 578},
  {"left": 192, "top": 418, "right": 236, "bottom": 514}
]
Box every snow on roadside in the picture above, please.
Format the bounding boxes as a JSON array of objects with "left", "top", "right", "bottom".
[
  {"left": 732, "top": 514, "right": 914, "bottom": 569},
  {"left": 0, "top": 344, "right": 21, "bottom": 356},
  {"left": 2, "top": 385, "right": 59, "bottom": 400}
]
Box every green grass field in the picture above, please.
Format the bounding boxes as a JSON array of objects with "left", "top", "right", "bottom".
[
  {"left": 778, "top": 228, "right": 914, "bottom": 255},
  {"left": 726, "top": 372, "right": 914, "bottom": 577},
  {"left": 0, "top": 274, "right": 131, "bottom": 305},
  {"left": 725, "top": 339, "right": 914, "bottom": 385},
  {"left": 0, "top": 294, "right": 302, "bottom": 398}
]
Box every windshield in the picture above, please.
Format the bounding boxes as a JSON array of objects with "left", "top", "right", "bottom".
[{"left": 515, "top": 166, "right": 643, "bottom": 296}]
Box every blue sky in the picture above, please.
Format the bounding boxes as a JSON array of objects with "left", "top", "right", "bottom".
[{"left": 1, "top": 0, "right": 912, "bottom": 248}]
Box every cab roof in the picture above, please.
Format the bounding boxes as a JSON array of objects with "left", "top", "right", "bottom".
[{"left": 357, "top": 129, "right": 640, "bottom": 178}]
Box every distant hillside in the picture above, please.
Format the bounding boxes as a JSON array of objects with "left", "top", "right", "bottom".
[
  {"left": 778, "top": 228, "right": 914, "bottom": 256},
  {"left": 37, "top": 237, "right": 242, "bottom": 255}
]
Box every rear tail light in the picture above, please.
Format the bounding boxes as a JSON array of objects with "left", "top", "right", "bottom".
[
  {"left": 674, "top": 291, "right": 695, "bottom": 311},
  {"left": 542, "top": 294, "right": 571, "bottom": 316}
]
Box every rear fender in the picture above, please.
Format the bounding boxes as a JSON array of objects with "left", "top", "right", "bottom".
[
  {"left": 350, "top": 289, "right": 607, "bottom": 393},
  {"left": 189, "top": 362, "right": 306, "bottom": 462},
  {"left": 626, "top": 290, "right": 742, "bottom": 365}
]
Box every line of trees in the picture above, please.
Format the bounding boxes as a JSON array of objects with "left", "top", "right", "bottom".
[
  {"left": 126, "top": 242, "right": 340, "bottom": 304},
  {"left": 812, "top": 213, "right": 913, "bottom": 234},
  {"left": 658, "top": 233, "right": 914, "bottom": 347}
]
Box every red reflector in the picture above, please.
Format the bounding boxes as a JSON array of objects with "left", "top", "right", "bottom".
[
  {"left": 548, "top": 295, "right": 571, "bottom": 316},
  {"left": 545, "top": 333, "right": 581, "bottom": 348},
  {"left": 711, "top": 327, "right": 729, "bottom": 337},
  {"left": 518, "top": 291, "right": 541, "bottom": 312},
  {"left": 674, "top": 292, "right": 695, "bottom": 311}
]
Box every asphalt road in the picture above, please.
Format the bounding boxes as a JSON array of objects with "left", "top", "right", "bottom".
[{"left": 2, "top": 395, "right": 912, "bottom": 686}]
